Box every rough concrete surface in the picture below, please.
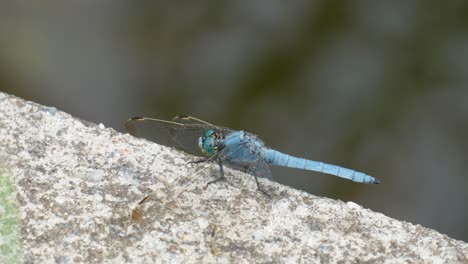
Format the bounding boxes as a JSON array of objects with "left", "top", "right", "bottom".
[{"left": 0, "top": 92, "right": 466, "bottom": 263}]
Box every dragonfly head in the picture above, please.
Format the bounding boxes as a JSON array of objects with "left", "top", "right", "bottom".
[{"left": 198, "top": 129, "right": 222, "bottom": 156}]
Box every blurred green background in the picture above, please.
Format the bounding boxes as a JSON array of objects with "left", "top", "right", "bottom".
[{"left": 1, "top": 1, "right": 467, "bottom": 241}]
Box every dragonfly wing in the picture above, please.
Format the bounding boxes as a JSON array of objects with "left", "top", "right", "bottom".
[
  {"left": 173, "top": 115, "right": 236, "bottom": 135},
  {"left": 172, "top": 115, "right": 216, "bottom": 126},
  {"left": 221, "top": 139, "right": 273, "bottom": 181},
  {"left": 125, "top": 117, "right": 215, "bottom": 157},
  {"left": 252, "top": 159, "right": 273, "bottom": 180}
]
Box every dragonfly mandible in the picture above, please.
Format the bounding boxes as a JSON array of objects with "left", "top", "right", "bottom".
[{"left": 125, "top": 115, "right": 380, "bottom": 198}]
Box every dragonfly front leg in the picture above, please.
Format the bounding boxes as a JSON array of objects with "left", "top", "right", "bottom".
[
  {"left": 205, "top": 161, "right": 226, "bottom": 189},
  {"left": 188, "top": 147, "right": 223, "bottom": 165}
]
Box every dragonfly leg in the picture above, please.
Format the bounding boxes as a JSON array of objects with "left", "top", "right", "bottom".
[
  {"left": 205, "top": 161, "right": 226, "bottom": 188},
  {"left": 187, "top": 158, "right": 208, "bottom": 164},
  {"left": 189, "top": 150, "right": 223, "bottom": 165},
  {"left": 254, "top": 175, "right": 271, "bottom": 199}
]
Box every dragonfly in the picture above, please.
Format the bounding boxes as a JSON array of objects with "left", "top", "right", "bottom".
[{"left": 125, "top": 115, "right": 380, "bottom": 200}]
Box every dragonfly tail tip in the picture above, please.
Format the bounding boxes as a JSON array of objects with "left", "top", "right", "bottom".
[{"left": 372, "top": 178, "right": 381, "bottom": 184}]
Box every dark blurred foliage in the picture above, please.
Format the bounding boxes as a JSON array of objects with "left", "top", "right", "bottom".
[{"left": 1, "top": 1, "right": 467, "bottom": 241}]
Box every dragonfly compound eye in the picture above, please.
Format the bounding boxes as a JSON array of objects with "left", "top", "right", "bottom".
[
  {"left": 202, "top": 137, "right": 216, "bottom": 155},
  {"left": 200, "top": 129, "right": 218, "bottom": 155}
]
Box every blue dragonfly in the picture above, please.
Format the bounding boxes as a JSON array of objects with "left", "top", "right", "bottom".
[{"left": 125, "top": 115, "right": 380, "bottom": 199}]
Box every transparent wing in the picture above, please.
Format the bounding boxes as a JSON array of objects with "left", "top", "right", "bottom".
[
  {"left": 252, "top": 159, "right": 273, "bottom": 180},
  {"left": 221, "top": 140, "right": 273, "bottom": 181},
  {"left": 223, "top": 153, "right": 273, "bottom": 197},
  {"left": 125, "top": 116, "right": 235, "bottom": 157},
  {"left": 173, "top": 115, "right": 236, "bottom": 133},
  {"left": 223, "top": 161, "right": 272, "bottom": 181},
  {"left": 172, "top": 115, "right": 216, "bottom": 126}
]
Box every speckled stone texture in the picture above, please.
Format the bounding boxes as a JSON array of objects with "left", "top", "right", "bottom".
[{"left": 0, "top": 92, "right": 467, "bottom": 263}]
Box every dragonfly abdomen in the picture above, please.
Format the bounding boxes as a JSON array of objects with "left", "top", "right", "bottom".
[{"left": 265, "top": 149, "right": 380, "bottom": 184}]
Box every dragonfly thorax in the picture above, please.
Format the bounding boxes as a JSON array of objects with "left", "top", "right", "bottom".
[{"left": 198, "top": 129, "right": 225, "bottom": 156}]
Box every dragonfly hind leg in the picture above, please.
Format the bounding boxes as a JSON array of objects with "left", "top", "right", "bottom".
[
  {"left": 253, "top": 175, "right": 271, "bottom": 198},
  {"left": 249, "top": 161, "right": 273, "bottom": 198}
]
